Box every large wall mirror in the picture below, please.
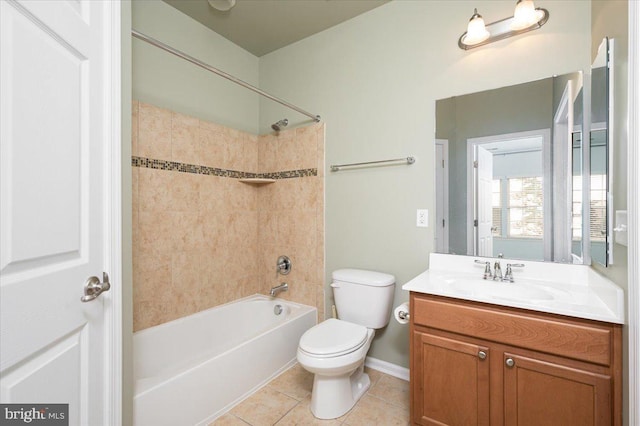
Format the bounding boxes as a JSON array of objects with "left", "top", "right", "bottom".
[{"left": 434, "top": 46, "right": 614, "bottom": 266}]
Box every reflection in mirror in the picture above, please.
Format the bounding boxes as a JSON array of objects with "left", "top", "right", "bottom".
[
  {"left": 590, "top": 37, "right": 612, "bottom": 266},
  {"left": 571, "top": 87, "right": 584, "bottom": 261},
  {"left": 435, "top": 72, "right": 586, "bottom": 264}
]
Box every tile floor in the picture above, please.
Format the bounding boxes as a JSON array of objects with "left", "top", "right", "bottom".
[{"left": 211, "top": 364, "right": 410, "bottom": 426}]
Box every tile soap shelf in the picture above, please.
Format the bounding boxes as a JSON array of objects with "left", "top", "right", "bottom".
[{"left": 239, "top": 178, "right": 276, "bottom": 185}]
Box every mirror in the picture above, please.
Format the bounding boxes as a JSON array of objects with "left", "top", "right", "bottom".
[
  {"left": 590, "top": 37, "right": 612, "bottom": 266},
  {"left": 435, "top": 71, "right": 590, "bottom": 264}
]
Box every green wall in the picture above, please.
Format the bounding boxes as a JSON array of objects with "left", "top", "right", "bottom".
[
  {"left": 591, "top": 2, "right": 629, "bottom": 423},
  {"left": 132, "top": 0, "right": 260, "bottom": 134},
  {"left": 128, "top": 0, "right": 625, "bottom": 373},
  {"left": 591, "top": 1, "right": 628, "bottom": 287},
  {"left": 258, "top": 0, "right": 592, "bottom": 368}
]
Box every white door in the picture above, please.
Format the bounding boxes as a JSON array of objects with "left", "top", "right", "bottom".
[
  {"left": 435, "top": 140, "right": 449, "bottom": 253},
  {"left": 0, "top": 1, "right": 120, "bottom": 425},
  {"left": 476, "top": 146, "right": 494, "bottom": 256}
]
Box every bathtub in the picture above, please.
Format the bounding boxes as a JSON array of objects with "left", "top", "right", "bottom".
[{"left": 133, "top": 294, "right": 317, "bottom": 426}]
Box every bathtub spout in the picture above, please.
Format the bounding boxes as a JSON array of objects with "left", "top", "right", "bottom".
[{"left": 270, "top": 283, "right": 288, "bottom": 297}]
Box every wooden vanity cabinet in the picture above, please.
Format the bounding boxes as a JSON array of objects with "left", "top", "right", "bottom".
[{"left": 409, "top": 293, "right": 622, "bottom": 426}]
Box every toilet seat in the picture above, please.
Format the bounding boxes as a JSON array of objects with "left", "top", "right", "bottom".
[{"left": 299, "top": 319, "right": 368, "bottom": 358}]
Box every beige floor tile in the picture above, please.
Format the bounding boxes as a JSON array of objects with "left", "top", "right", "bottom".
[
  {"left": 267, "top": 363, "right": 314, "bottom": 401},
  {"left": 230, "top": 387, "right": 298, "bottom": 426},
  {"left": 219, "top": 367, "right": 410, "bottom": 426},
  {"left": 368, "top": 374, "right": 410, "bottom": 409},
  {"left": 364, "top": 367, "right": 384, "bottom": 387},
  {"left": 209, "top": 413, "right": 250, "bottom": 425},
  {"left": 275, "top": 396, "right": 343, "bottom": 426},
  {"left": 343, "top": 394, "right": 410, "bottom": 426}
]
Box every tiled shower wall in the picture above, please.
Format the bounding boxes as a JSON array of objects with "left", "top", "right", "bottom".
[
  {"left": 132, "top": 101, "right": 324, "bottom": 331},
  {"left": 257, "top": 125, "right": 325, "bottom": 321}
]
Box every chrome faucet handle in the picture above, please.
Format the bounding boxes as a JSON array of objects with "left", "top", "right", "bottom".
[
  {"left": 493, "top": 261, "right": 502, "bottom": 281},
  {"left": 474, "top": 259, "right": 492, "bottom": 280},
  {"left": 503, "top": 263, "right": 524, "bottom": 283},
  {"left": 276, "top": 255, "right": 291, "bottom": 277},
  {"left": 483, "top": 263, "right": 492, "bottom": 279}
]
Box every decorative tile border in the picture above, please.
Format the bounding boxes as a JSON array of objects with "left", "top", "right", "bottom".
[
  {"left": 262, "top": 169, "right": 317, "bottom": 179},
  {"left": 132, "top": 156, "right": 317, "bottom": 179}
]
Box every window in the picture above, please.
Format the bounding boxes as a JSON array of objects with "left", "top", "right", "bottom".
[
  {"left": 572, "top": 175, "right": 583, "bottom": 240},
  {"left": 492, "top": 176, "right": 543, "bottom": 239},
  {"left": 508, "top": 177, "right": 543, "bottom": 238},
  {"left": 572, "top": 174, "right": 607, "bottom": 242}
]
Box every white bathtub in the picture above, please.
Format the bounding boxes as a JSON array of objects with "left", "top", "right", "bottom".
[{"left": 133, "top": 294, "right": 317, "bottom": 426}]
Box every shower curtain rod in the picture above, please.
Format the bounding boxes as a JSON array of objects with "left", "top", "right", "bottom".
[{"left": 131, "top": 29, "right": 321, "bottom": 123}]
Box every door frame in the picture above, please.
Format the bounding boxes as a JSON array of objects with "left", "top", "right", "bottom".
[
  {"left": 435, "top": 139, "right": 449, "bottom": 253},
  {"left": 627, "top": 1, "right": 640, "bottom": 423},
  {"left": 466, "top": 129, "right": 551, "bottom": 258},
  {"left": 103, "top": 1, "right": 123, "bottom": 424}
]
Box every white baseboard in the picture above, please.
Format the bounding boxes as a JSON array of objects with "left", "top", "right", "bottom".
[{"left": 365, "top": 356, "right": 410, "bottom": 382}]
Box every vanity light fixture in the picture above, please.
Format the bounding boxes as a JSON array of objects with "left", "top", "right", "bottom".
[{"left": 458, "top": 0, "right": 549, "bottom": 50}]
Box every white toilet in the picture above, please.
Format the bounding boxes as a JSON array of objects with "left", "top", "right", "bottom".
[{"left": 297, "top": 269, "right": 395, "bottom": 419}]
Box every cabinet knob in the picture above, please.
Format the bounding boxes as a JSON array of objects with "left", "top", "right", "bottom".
[
  {"left": 505, "top": 358, "right": 515, "bottom": 368},
  {"left": 478, "top": 351, "right": 487, "bottom": 360}
]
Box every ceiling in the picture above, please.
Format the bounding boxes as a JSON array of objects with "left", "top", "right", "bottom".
[{"left": 162, "top": 0, "right": 389, "bottom": 57}]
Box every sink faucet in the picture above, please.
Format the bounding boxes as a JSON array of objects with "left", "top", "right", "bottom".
[
  {"left": 270, "top": 282, "right": 288, "bottom": 297},
  {"left": 475, "top": 259, "right": 524, "bottom": 282}
]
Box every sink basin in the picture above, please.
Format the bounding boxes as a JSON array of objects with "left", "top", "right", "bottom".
[
  {"left": 449, "top": 279, "right": 555, "bottom": 302},
  {"left": 402, "top": 253, "right": 626, "bottom": 324}
]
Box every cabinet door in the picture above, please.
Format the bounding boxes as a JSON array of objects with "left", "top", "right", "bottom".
[
  {"left": 503, "top": 353, "right": 612, "bottom": 426},
  {"left": 413, "top": 332, "right": 490, "bottom": 426}
]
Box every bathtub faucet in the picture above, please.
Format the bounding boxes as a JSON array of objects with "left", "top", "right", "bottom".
[{"left": 270, "top": 282, "right": 288, "bottom": 297}]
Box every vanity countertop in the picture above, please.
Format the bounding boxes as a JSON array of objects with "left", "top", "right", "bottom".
[{"left": 402, "top": 253, "right": 625, "bottom": 324}]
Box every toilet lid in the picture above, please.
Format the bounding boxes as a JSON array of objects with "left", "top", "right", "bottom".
[{"left": 299, "top": 319, "right": 368, "bottom": 357}]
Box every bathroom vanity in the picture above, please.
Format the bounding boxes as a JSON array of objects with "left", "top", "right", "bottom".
[{"left": 404, "top": 254, "right": 624, "bottom": 426}]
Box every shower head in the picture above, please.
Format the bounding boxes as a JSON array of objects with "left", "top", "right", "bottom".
[{"left": 271, "top": 119, "right": 288, "bottom": 132}]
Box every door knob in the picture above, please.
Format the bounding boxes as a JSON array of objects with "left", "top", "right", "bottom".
[
  {"left": 505, "top": 358, "right": 515, "bottom": 368},
  {"left": 81, "top": 272, "right": 111, "bottom": 302},
  {"left": 478, "top": 351, "right": 487, "bottom": 360}
]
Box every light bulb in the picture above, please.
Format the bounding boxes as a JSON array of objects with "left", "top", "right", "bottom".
[
  {"left": 512, "top": 0, "right": 540, "bottom": 30},
  {"left": 464, "top": 9, "right": 490, "bottom": 45}
]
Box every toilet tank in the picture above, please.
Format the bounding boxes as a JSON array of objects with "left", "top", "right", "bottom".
[{"left": 331, "top": 269, "right": 396, "bottom": 329}]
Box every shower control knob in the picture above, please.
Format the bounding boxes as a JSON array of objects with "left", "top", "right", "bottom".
[{"left": 276, "top": 255, "right": 291, "bottom": 275}]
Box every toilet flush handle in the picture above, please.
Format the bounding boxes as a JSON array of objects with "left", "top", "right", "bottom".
[{"left": 330, "top": 283, "right": 340, "bottom": 288}]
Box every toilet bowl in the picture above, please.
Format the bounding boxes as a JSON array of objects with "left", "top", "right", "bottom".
[
  {"left": 297, "top": 269, "right": 395, "bottom": 419},
  {"left": 297, "top": 319, "right": 375, "bottom": 419}
]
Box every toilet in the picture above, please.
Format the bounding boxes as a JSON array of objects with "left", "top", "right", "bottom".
[{"left": 297, "top": 269, "right": 395, "bottom": 419}]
